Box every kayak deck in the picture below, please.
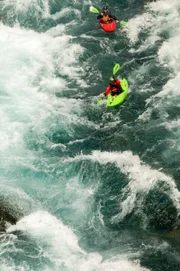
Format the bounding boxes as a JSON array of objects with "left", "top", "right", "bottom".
[{"left": 98, "top": 19, "right": 116, "bottom": 32}]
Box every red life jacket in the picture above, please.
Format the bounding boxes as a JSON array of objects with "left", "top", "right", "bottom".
[
  {"left": 104, "top": 80, "right": 122, "bottom": 96},
  {"left": 101, "top": 14, "right": 111, "bottom": 22},
  {"left": 110, "top": 82, "right": 121, "bottom": 93}
]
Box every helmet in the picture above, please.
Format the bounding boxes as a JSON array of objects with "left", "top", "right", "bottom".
[
  {"left": 110, "top": 76, "right": 115, "bottom": 82},
  {"left": 103, "top": 6, "right": 108, "bottom": 10}
]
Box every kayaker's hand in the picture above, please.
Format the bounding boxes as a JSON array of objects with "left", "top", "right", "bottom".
[
  {"left": 116, "top": 20, "right": 119, "bottom": 23},
  {"left": 100, "top": 12, "right": 103, "bottom": 16},
  {"left": 100, "top": 93, "right": 105, "bottom": 98}
]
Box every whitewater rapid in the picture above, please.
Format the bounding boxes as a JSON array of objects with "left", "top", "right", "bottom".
[{"left": 0, "top": 0, "right": 180, "bottom": 270}]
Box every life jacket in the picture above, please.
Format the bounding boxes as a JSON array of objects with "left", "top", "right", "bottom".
[
  {"left": 101, "top": 14, "right": 111, "bottom": 22},
  {"left": 110, "top": 81, "right": 122, "bottom": 94}
]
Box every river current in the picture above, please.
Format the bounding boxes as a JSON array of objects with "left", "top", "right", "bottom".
[{"left": 0, "top": 0, "right": 180, "bottom": 270}]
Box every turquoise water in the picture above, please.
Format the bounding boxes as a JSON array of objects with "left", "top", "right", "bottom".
[{"left": 0, "top": 0, "right": 180, "bottom": 270}]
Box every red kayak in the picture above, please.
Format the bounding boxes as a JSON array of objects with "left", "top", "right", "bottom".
[{"left": 98, "top": 19, "right": 116, "bottom": 32}]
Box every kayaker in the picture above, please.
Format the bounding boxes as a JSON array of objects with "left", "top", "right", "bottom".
[
  {"left": 100, "top": 76, "right": 123, "bottom": 98},
  {"left": 97, "top": 6, "right": 119, "bottom": 23}
]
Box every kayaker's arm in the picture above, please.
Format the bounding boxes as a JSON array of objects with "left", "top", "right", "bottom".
[
  {"left": 97, "top": 13, "right": 104, "bottom": 19},
  {"left": 100, "top": 85, "right": 111, "bottom": 98},
  {"left": 109, "top": 13, "right": 119, "bottom": 22},
  {"left": 104, "top": 85, "right": 111, "bottom": 96}
]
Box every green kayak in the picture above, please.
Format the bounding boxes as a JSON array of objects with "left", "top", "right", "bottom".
[{"left": 107, "top": 78, "right": 128, "bottom": 107}]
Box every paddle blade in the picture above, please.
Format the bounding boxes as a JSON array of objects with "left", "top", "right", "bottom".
[
  {"left": 89, "top": 6, "right": 100, "bottom": 14},
  {"left": 113, "top": 63, "right": 120, "bottom": 75},
  {"left": 120, "top": 21, "right": 127, "bottom": 27}
]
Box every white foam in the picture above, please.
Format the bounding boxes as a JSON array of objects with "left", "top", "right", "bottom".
[
  {"left": 163, "top": 119, "right": 180, "bottom": 131},
  {"left": 51, "top": 7, "right": 81, "bottom": 21},
  {"left": 126, "top": 0, "right": 180, "bottom": 124},
  {"left": 0, "top": 22, "right": 87, "bottom": 172},
  {"left": 126, "top": 0, "right": 180, "bottom": 77},
  {"left": 125, "top": 13, "right": 154, "bottom": 44},
  {"left": 65, "top": 150, "right": 180, "bottom": 223},
  {"left": 7, "top": 211, "right": 150, "bottom": 271},
  {"left": 149, "top": 0, "right": 180, "bottom": 14},
  {"left": 1, "top": 0, "right": 82, "bottom": 23},
  {"left": 156, "top": 72, "right": 180, "bottom": 98},
  {"left": 158, "top": 37, "right": 180, "bottom": 73},
  {"left": 1, "top": 0, "right": 50, "bottom": 18},
  {"left": 126, "top": 0, "right": 180, "bottom": 46}
]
